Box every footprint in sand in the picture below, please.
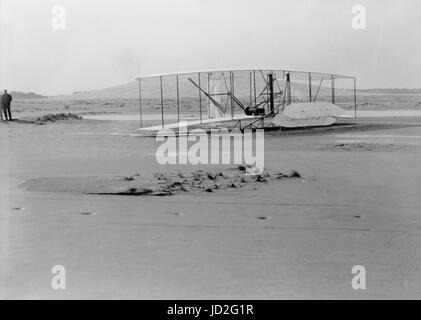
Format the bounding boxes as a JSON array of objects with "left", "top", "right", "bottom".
[
  {"left": 80, "top": 212, "right": 95, "bottom": 216},
  {"left": 256, "top": 216, "right": 271, "bottom": 220}
]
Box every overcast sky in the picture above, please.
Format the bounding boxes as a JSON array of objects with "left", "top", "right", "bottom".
[{"left": 0, "top": 0, "right": 420, "bottom": 95}]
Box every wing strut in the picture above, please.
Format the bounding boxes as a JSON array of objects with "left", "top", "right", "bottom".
[
  {"left": 187, "top": 78, "right": 226, "bottom": 114},
  {"left": 226, "top": 91, "right": 246, "bottom": 111}
]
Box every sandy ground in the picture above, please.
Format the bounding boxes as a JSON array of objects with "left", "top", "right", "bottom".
[{"left": 1, "top": 108, "right": 421, "bottom": 299}]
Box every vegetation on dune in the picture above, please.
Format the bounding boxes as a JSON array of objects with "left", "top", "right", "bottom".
[{"left": 33, "top": 113, "right": 82, "bottom": 124}]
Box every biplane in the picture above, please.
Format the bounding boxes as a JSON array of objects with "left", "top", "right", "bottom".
[{"left": 135, "top": 69, "right": 357, "bottom": 133}]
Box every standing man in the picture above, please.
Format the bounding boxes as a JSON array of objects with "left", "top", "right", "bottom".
[{"left": 1, "top": 89, "right": 13, "bottom": 121}]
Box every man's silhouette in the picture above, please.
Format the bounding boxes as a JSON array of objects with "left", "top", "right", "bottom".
[{"left": 1, "top": 89, "right": 13, "bottom": 121}]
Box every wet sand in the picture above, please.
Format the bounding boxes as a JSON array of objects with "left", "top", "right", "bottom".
[{"left": 1, "top": 113, "right": 421, "bottom": 299}]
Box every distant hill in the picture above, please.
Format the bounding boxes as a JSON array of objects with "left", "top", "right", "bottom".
[
  {"left": 10, "top": 91, "right": 46, "bottom": 99},
  {"left": 359, "top": 88, "right": 421, "bottom": 94},
  {"left": 49, "top": 80, "right": 421, "bottom": 102},
  {"left": 53, "top": 78, "right": 354, "bottom": 101}
]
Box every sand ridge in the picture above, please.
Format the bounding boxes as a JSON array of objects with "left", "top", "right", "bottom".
[{"left": 20, "top": 167, "right": 302, "bottom": 196}]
